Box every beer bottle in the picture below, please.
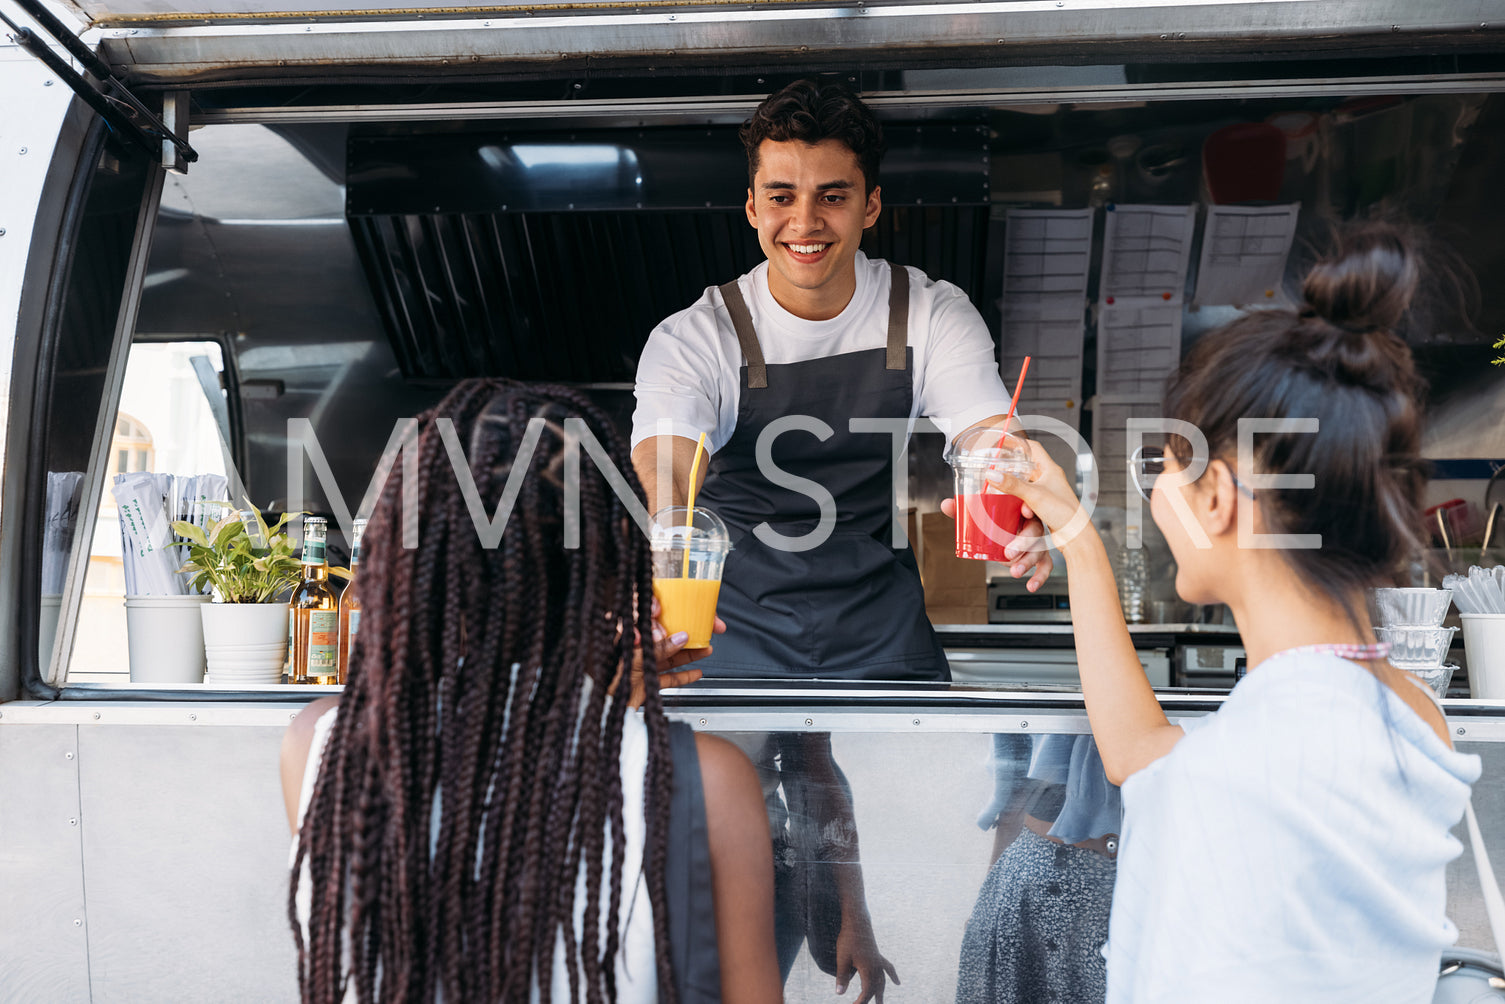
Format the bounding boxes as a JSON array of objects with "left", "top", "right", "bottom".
[
  {"left": 291, "top": 516, "right": 339, "bottom": 685},
  {"left": 337, "top": 517, "right": 367, "bottom": 685}
]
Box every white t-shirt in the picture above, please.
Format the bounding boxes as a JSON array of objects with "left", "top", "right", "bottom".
[
  {"left": 1106, "top": 654, "right": 1480, "bottom": 1004},
  {"left": 630, "top": 253, "right": 1011, "bottom": 454}
]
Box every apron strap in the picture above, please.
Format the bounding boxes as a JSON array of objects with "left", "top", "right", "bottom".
[
  {"left": 886, "top": 262, "right": 909, "bottom": 371},
  {"left": 718, "top": 280, "right": 768, "bottom": 390}
]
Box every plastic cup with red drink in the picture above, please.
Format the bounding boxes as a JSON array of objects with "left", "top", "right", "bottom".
[{"left": 945, "top": 428, "right": 1037, "bottom": 561}]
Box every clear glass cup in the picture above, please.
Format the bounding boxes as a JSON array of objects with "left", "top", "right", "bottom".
[
  {"left": 944, "top": 429, "right": 1036, "bottom": 561},
  {"left": 650, "top": 506, "right": 731, "bottom": 649}
]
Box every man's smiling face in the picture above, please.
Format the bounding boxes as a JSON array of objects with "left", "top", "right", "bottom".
[{"left": 745, "top": 138, "right": 882, "bottom": 321}]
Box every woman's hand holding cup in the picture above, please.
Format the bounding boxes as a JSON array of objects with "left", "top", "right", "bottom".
[{"left": 977, "top": 438, "right": 1096, "bottom": 556}]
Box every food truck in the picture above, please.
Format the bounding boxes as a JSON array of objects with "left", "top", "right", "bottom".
[{"left": 2, "top": 0, "right": 1505, "bottom": 997}]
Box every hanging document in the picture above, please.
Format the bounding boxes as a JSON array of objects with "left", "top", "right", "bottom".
[
  {"left": 1000, "top": 208, "right": 1094, "bottom": 429},
  {"left": 1096, "top": 204, "right": 1197, "bottom": 397},
  {"left": 1192, "top": 203, "right": 1301, "bottom": 307}
]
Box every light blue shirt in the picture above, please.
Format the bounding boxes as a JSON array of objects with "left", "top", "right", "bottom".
[
  {"left": 978, "top": 733, "right": 1122, "bottom": 845},
  {"left": 1107, "top": 653, "right": 1481, "bottom": 1003}
]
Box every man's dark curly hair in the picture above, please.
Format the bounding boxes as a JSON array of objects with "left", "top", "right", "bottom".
[{"left": 739, "top": 78, "right": 886, "bottom": 195}]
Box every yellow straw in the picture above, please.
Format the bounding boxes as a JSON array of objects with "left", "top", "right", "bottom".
[{"left": 682, "top": 432, "right": 708, "bottom": 577}]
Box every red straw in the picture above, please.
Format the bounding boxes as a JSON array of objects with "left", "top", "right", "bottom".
[{"left": 997, "top": 356, "right": 1032, "bottom": 450}]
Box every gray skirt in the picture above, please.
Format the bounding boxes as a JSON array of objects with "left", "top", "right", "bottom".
[{"left": 955, "top": 827, "right": 1116, "bottom": 1004}]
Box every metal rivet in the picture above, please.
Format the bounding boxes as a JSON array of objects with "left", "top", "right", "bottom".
[
  {"left": 1159, "top": 33, "right": 1168, "bottom": 39},
  {"left": 483, "top": 19, "right": 490, "bottom": 25},
  {"left": 668, "top": 13, "right": 675, "bottom": 18},
  {"left": 804, "top": 718, "right": 814, "bottom": 726},
  {"left": 573, "top": 82, "right": 582, "bottom": 89},
  {"left": 1391, "top": 24, "right": 1399, "bottom": 31},
  {"left": 912, "top": 718, "right": 921, "bottom": 726},
  {"left": 18, "top": 147, "right": 26, "bottom": 155},
  {"left": 73, "top": 919, "right": 82, "bottom": 927},
  {"left": 69, "top": 817, "right": 77, "bottom": 826},
  {"left": 698, "top": 718, "right": 707, "bottom": 726},
  {"left": 92, "top": 712, "right": 100, "bottom": 720},
  {"left": 304, "top": 25, "right": 311, "bottom": 31},
  {"left": 65, "top": 751, "right": 74, "bottom": 759},
  {"left": 0, "top": 228, "right": 5, "bottom": 237},
  {"left": 1020, "top": 720, "right": 1029, "bottom": 728},
  {"left": 44, "top": 79, "right": 53, "bottom": 85},
  {"left": 1458, "top": 727, "right": 1467, "bottom": 736},
  {"left": 1177, "top": 31, "right": 1185, "bottom": 38},
  {"left": 189, "top": 713, "right": 197, "bottom": 721}
]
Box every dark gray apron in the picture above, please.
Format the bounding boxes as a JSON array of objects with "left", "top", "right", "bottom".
[{"left": 694, "top": 262, "right": 947, "bottom": 682}]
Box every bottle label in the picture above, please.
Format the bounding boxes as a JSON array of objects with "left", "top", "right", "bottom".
[
  {"left": 303, "top": 519, "right": 328, "bottom": 566},
  {"left": 307, "top": 610, "right": 338, "bottom": 675},
  {"left": 348, "top": 609, "right": 361, "bottom": 643}
]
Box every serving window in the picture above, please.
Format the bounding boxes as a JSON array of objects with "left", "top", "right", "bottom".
[{"left": 28, "top": 76, "right": 1505, "bottom": 696}]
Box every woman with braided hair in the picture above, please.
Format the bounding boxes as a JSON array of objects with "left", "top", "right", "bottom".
[{"left": 279, "top": 379, "right": 780, "bottom": 1004}]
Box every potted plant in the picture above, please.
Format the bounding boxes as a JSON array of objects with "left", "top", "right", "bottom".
[{"left": 173, "top": 506, "right": 347, "bottom": 683}]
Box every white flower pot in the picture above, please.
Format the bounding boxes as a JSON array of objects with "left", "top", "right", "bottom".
[
  {"left": 124, "top": 594, "right": 212, "bottom": 684},
  {"left": 200, "top": 602, "right": 290, "bottom": 684}
]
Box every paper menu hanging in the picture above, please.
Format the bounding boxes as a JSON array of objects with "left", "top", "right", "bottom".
[
  {"left": 1096, "top": 204, "right": 1197, "bottom": 397},
  {"left": 1096, "top": 304, "right": 1184, "bottom": 396},
  {"left": 1099, "top": 204, "right": 1197, "bottom": 303},
  {"left": 1002, "top": 208, "right": 1094, "bottom": 300},
  {"left": 999, "top": 208, "right": 1094, "bottom": 430},
  {"left": 1192, "top": 203, "right": 1301, "bottom": 307}
]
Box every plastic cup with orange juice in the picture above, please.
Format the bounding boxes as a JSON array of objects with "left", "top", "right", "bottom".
[
  {"left": 945, "top": 428, "right": 1037, "bottom": 561},
  {"left": 650, "top": 506, "right": 731, "bottom": 649}
]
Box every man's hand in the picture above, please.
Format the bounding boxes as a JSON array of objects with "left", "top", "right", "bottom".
[{"left": 835, "top": 913, "right": 900, "bottom": 1003}]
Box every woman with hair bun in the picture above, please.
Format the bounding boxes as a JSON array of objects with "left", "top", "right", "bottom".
[{"left": 969, "top": 225, "right": 1482, "bottom": 1001}]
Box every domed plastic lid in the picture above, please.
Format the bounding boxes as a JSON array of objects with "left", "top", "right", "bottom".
[
  {"left": 649, "top": 505, "right": 732, "bottom": 552},
  {"left": 944, "top": 427, "right": 1036, "bottom": 473}
]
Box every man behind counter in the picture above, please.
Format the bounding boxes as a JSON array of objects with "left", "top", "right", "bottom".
[
  {"left": 629, "top": 79, "right": 1053, "bottom": 1003},
  {"left": 631, "top": 77, "right": 1051, "bottom": 683}
]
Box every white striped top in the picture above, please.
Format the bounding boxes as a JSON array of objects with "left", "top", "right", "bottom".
[{"left": 1107, "top": 653, "right": 1481, "bottom": 1003}]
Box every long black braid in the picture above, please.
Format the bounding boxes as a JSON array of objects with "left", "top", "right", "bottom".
[{"left": 290, "top": 379, "right": 679, "bottom": 1004}]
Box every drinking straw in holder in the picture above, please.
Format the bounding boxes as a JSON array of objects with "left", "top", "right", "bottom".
[{"left": 683, "top": 432, "right": 708, "bottom": 577}]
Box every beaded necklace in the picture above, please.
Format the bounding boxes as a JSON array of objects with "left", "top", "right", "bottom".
[{"left": 1237, "top": 642, "right": 1392, "bottom": 681}]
